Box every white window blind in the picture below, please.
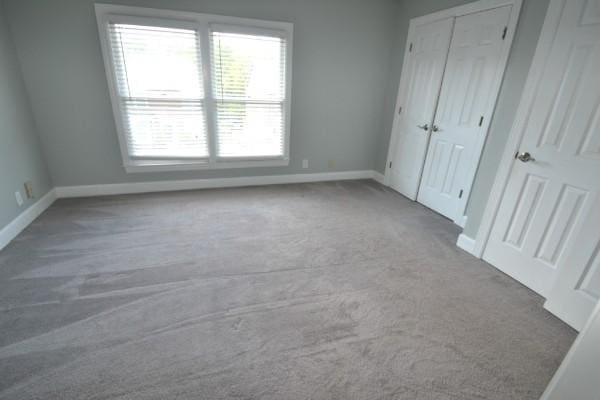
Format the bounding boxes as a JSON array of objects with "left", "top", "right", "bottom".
[
  {"left": 211, "top": 30, "right": 286, "bottom": 158},
  {"left": 109, "top": 23, "right": 209, "bottom": 159},
  {"left": 97, "top": 5, "right": 292, "bottom": 171}
]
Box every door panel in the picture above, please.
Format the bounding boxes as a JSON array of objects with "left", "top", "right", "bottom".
[
  {"left": 388, "top": 18, "right": 453, "bottom": 200},
  {"left": 535, "top": 185, "right": 587, "bottom": 266},
  {"left": 503, "top": 173, "right": 547, "bottom": 249},
  {"left": 418, "top": 6, "right": 511, "bottom": 222},
  {"left": 483, "top": 0, "right": 600, "bottom": 330}
]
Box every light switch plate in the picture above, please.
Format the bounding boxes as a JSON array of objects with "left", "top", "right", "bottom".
[
  {"left": 15, "top": 191, "right": 23, "bottom": 206},
  {"left": 24, "top": 181, "right": 34, "bottom": 199}
]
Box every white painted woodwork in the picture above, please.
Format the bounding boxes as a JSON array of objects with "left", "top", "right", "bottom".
[
  {"left": 386, "top": 1, "right": 521, "bottom": 225},
  {"left": 483, "top": 0, "right": 600, "bottom": 330},
  {"left": 417, "top": 6, "right": 511, "bottom": 222},
  {"left": 387, "top": 18, "right": 453, "bottom": 200},
  {"left": 541, "top": 0, "right": 600, "bottom": 330}
]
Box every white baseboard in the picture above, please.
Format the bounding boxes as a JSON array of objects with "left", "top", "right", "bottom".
[
  {"left": 1, "top": 171, "right": 381, "bottom": 250},
  {"left": 456, "top": 233, "right": 477, "bottom": 257},
  {"left": 371, "top": 171, "right": 385, "bottom": 184},
  {"left": 456, "top": 215, "right": 468, "bottom": 228},
  {"left": 55, "top": 170, "right": 380, "bottom": 198},
  {"left": 0, "top": 189, "right": 57, "bottom": 251}
]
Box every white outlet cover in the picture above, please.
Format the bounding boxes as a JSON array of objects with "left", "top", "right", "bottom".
[
  {"left": 302, "top": 159, "right": 308, "bottom": 168},
  {"left": 15, "top": 191, "right": 23, "bottom": 206}
]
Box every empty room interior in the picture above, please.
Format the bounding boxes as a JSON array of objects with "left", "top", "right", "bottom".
[{"left": 1, "top": 0, "right": 599, "bottom": 398}]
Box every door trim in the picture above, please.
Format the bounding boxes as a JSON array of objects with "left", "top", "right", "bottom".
[
  {"left": 469, "top": 0, "right": 564, "bottom": 258},
  {"left": 384, "top": 0, "right": 522, "bottom": 225}
]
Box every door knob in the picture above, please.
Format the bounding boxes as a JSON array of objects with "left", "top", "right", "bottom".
[
  {"left": 417, "top": 124, "right": 429, "bottom": 131},
  {"left": 432, "top": 125, "right": 441, "bottom": 132},
  {"left": 516, "top": 152, "right": 535, "bottom": 162}
]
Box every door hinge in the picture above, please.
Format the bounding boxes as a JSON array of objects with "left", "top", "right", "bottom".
[
  {"left": 398, "top": 106, "right": 402, "bottom": 115},
  {"left": 389, "top": 161, "right": 393, "bottom": 168},
  {"left": 459, "top": 189, "right": 464, "bottom": 199},
  {"left": 409, "top": 42, "right": 413, "bottom": 52},
  {"left": 502, "top": 26, "right": 507, "bottom": 39},
  {"left": 478, "top": 116, "right": 484, "bottom": 127}
]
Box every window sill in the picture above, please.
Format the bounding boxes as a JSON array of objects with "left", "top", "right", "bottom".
[{"left": 124, "top": 158, "right": 289, "bottom": 173}]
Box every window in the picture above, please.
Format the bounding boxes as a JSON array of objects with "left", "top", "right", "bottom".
[
  {"left": 95, "top": 5, "right": 292, "bottom": 172},
  {"left": 211, "top": 29, "right": 286, "bottom": 159},
  {"left": 110, "top": 23, "right": 208, "bottom": 160}
]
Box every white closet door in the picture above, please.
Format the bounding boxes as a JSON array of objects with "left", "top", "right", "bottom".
[
  {"left": 388, "top": 18, "right": 453, "bottom": 200},
  {"left": 417, "top": 5, "right": 511, "bottom": 222},
  {"left": 483, "top": 0, "right": 600, "bottom": 330}
]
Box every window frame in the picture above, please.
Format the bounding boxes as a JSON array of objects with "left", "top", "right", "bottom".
[{"left": 95, "top": 4, "right": 293, "bottom": 173}]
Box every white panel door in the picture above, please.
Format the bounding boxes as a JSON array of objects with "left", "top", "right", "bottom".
[
  {"left": 417, "top": 6, "right": 511, "bottom": 222},
  {"left": 483, "top": 0, "right": 600, "bottom": 326},
  {"left": 388, "top": 18, "right": 453, "bottom": 200}
]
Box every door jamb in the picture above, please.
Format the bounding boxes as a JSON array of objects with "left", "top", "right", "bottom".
[
  {"left": 383, "top": 0, "right": 523, "bottom": 225},
  {"left": 382, "top": 17, "right": 424, "bottom": 192},
  {"left": 469, "top": 0, "right": 564, "bottom": 258}
]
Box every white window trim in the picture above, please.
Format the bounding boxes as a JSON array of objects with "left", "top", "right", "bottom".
[{"left": 95, "top": 4, "right": 293, "bottom": 173}]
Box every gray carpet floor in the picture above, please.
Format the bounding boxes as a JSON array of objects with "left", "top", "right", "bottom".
[{"left": 0, "top": 180, "right": 575, "bottom": 399}]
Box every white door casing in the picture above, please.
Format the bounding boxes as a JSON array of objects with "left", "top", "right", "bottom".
[
  {"left": 482, "top": 0, "right": 600, "bottom": 329},
  {"left": 386, "top": 18, "right": 453, "bottom": 200},
  {"left": 417, "top": 5, "right": 512, "bottom": 223}
]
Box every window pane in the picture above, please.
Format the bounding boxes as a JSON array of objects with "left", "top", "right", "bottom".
[
  {"left": 216, "top": 102, "right": 283, "bottom": 158},
  {"left": 211, "top": 32, "right": 285, "bottom": 101},
  {"left": 211, "top": 30, "right": 286, "bottom": 158},
  {"left": 111, "top": 24, "right": 204, "bottom": 99},
  {"left": 124, "top": 99, "right": 209, "bottom": 159},
  {"left": 108, "top": 23, "right": 208, "bottom": 160}
]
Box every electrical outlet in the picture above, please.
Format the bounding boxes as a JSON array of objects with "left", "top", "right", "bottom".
[
  {"left": 328, "top": 159, "right": 336, "bottom": 169},
  {"left": 302, "top": 159, "right": 308, "bottom": 169},
  {"left": 24, "top": 181, "right": 34, "bottom": 199},
  {"left": 15, "top": 191, "right": 24, "bottom": 206}
]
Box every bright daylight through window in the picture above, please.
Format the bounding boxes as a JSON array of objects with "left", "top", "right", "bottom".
[
  {"left": 95, "top": 5, "right": 292, "bottom": 172},
  {"left": 211, "top": 31, "right": 286, "bottom": 159}
]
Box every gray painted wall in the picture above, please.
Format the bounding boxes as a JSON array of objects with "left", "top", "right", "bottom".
[
  {"left": 376, "top": 0, "right": 550, "bottom": 238},
  {"left": 1, "top": 0, "right": 548, "bottom": 240},
  {"left": 2, "top": 0, "right": 398, "bottom": 186},
  {"left": 0, "top": 3, "right": 52, "bottom": 229}
]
